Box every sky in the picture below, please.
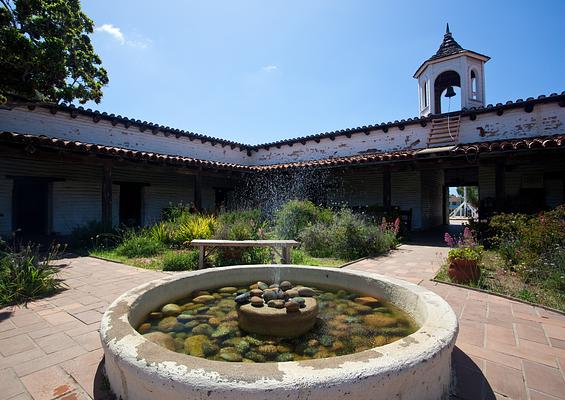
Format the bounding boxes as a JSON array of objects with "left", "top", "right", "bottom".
[{"left": 82, "top": 0, "right": 565, "bottom": 145}]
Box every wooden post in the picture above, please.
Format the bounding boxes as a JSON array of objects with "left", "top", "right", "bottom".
[
  {"left": 383, "top": 167, "right": 392, "bottom": 209},
  {"left": 102, "top": 162, "right": 112, "bottom": 228},
  {"left": 282, "top": 245, "right": 291, "bottom": 264},
  {"left": 198, "top": 245, "right": 205, "bottom": 269},
  {"left": 495, "top": 160, "right": 506, "bottom": 211},
  {"left": 194, "top": 171, "right": 202, "bottom": 211}
]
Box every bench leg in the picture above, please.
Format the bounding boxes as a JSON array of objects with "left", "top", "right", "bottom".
[
  {"left": 198, "top": 246, "right": 205, "bottom": 269},
  {"left": 282, "top": 246, "right": 291, "bottom": 264}
]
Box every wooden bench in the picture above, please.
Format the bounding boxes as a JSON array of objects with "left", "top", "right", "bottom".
[{"left": 190, "top": 239, "right": 300, "bottom": 269}]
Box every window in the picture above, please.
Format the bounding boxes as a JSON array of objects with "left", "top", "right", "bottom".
[
  {"left": 422, "top": 81, "right": 428, "bottom": 108},
  {"left": 470, "top": 70, "right": 478, "bottom": 100}
]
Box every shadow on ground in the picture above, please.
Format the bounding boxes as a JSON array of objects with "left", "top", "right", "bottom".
[{"left": 451, "top": 347, "right": 496, "bottom": 399}]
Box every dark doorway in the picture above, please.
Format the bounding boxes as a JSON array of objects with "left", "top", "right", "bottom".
[
  {"left": 214, "top": 188, "right": 234, "bottom": 212},
  {"left": 119, "top": 183, "right": 143, "bottom": 227},
  {"left": 13, "top": 179, "right": 49, "bottom": 236}
]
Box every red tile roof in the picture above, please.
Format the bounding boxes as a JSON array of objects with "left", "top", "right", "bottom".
[{"left": 1, "top": 131, "right": 564, "bottom": 172}]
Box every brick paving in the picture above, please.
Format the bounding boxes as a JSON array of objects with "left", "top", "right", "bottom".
[
  {"left": 0, "top": 245, "right": 564, "bottom": 399},
  {"left": 345, "top": 243, "right": 565, "bottom": 400}
]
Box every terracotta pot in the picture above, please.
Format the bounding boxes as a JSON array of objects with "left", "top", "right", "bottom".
[{"left": 448, "top": 258, "right": 480, "bottom": 284}]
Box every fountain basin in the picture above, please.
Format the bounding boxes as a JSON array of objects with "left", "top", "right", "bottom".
[{"left": 100, "top": 265, "right": 458, "bottom": 400}]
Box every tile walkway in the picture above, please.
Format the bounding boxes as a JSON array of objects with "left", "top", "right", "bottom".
[
  {"left": 0, "top": 244, "right": 564, "bottom": 399},
  {"left": 345, "top": 244, "right": 565, "bottom": 400}
]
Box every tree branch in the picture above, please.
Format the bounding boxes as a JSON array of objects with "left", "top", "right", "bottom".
[{"left": 0, "top": 0, "right": 18, "bottom": 29}]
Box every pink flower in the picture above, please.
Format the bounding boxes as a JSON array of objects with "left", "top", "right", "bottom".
[{"left": 444, "top": 233, "right": 455, "bottom": 247}]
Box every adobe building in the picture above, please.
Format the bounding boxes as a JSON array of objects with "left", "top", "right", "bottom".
[{"left": 0, "top": 26, "right": 564, "bottom": 238}]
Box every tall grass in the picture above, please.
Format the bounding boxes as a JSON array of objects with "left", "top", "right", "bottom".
[{"left": 0, "top": 241, "right": 64, "bottom": 306}]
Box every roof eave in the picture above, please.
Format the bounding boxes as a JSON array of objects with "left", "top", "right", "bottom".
[{"left": 413, "top": 50, "right": 491, "bottom": 79}]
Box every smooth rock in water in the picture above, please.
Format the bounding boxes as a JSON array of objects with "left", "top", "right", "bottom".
[
  {"left": 269, "top": 283, "right": 279, "bottom": 289},
  {"left": 143, "top": 332, "right": 176, "bottom": 351},
  {"left": 184, "top": 335, "right": 210, "bottom": 357},
  {"left": 176, "top": 313, "right": 195, "bottom": 323},
  {"left": 319, "top": 335, "right": 334, "bottom": 347},
  {"left": 191, "top": 323, "right": 214, "bottom": 336},
  {"left": 267, "top": 299, "right": 285, "bottom": 309},
  {"left": 362, "top": 314, "right": 397, "bottom": 328},
  {"left": 275, "top": 289, "right": 286, "bottom": 299},
  {"left": 250, "top": 296, "right": 264, "bottom": 307},
  {"left": 235, "top": 292, "right": 250, "bottom": 304},
  {"left": 284, "top": 301, "right": 300, "bottom": 312},
  {"left": 303, "top": 347, "right": 318, "bottom": 357},
  {"left": 373, "top": 335, "right": 388, "bottom": 347},
  {"left": 184, "top": 320, "right": 200, "bottom": 329},
  {"left": 138, "top": 323, "right": 151, "bottom": 334},
  {"left": 290, "top": 297, "right": 305, "bottom": 306},
  {"left": 257, "top": 281, "right": 269, "bottom": 290},
  {"left": 258, "top": 344, "right": 278, "bottom": 358},
  {"left": 225, "top": 310, "right": 239, "bottom": 321},
  {"left": 236, "top": 288, "right": 248, "bottom": 295},
  {"left": 192, "top": 290, "right": 210, "bottom": 297},
  {"left": 208, "top": 317, "right": 221, "bottom": 327},
  {"left": 249, "top": 283, "right": 259, "bottom": 290},
  {"left": 277, "top": 344, "right": 293, "bottom": 353},
  {"left": 202, "top": 341, "right": 219, "bottom": 356},
  {"left": 285, "top": 289, "right": 299, "bottom": 298},
  {"left": 279, "top": 281, "right": 292, "bottom": 291},
  {"left": 245, "top": 351, "right": 266, "bottom": 362},
  {"left": 354, "top": 296, "right": 381, "bottom": 307},
  {"left": 331, "top": 340, "right": 345, "bottom": 352},
  {"left": 235, "top": 340, "right": 250, "bottom": 354},
  {"left": 149, "top": 311, "right": 163, "bottom": 319},
  {"left": 158, "top": 316, "right": 182, "bottom": 332},
  {"left": 308, "top": 339, "right": 319, "bottom": 347},
  {"left": 352, "top": 304, "right": 373, "bottom": 314},
  {"left": 193, "top": 295, "right": 215, "bottom": 304},
  {"left": 183, "top": 303, "right": 204, "bottom": 311},
  {"left": 218, "top": 286, "right": 238, "bottom": 294},
  {"left": 276, "top": 352, "right": 294, "bottom": 362},
  {"left": 244, "top": 336, "right": 264, "bottom": 346},
  {"left": 219, "top": 347, "right": 243, "bottom": 362},
  {"left": 212, "top": 323, "right": 237, "bottom": 339},
  {"left": 250, "top": 289, "right": 263, "bottom": 297},
  {"left": 319, "top": 292, "right": 335, "bottom": 301},
  {"left": 298, "top": 287, "right": 317, "bottom": 297},
  {"left": 161, "top": 304, "right": 182, "bottom": 317},
  {"left": 262, "top": 290, "right": 277, "bottom": 302}
]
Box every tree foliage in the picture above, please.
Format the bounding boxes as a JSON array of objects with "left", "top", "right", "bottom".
[
  {"left": 0, "top": 0, "right": 108, "bottom": 104},
  {"left": 456, "top": 186, "right": 479, "bottom": 207}
]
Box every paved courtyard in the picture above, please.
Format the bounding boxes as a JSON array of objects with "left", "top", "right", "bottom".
[{"left": 0, "top": 244, "right": 564, "bottom": 399}]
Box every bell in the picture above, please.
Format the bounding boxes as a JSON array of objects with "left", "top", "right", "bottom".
[{"left": 444, "top": 86, "right": 456, "bottom": 98}]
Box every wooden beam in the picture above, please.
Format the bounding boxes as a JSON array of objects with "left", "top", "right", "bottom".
[
  {"left": 495, "top": 160, "right": 506, "bottom": 211},
  {"left": 102, "top": 162, "right": 113, "bottom": 228},
  {"left": 383, "top": 167, "right": 391, "bottom": 209},
  {"left": 194, "top": 172, "right": 202, "bottom": 211}
]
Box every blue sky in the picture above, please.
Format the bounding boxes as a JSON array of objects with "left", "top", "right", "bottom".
[{"left": 83, "top": 1, "right": 565, "bottom": 145}]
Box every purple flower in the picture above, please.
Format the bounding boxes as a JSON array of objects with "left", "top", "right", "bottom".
[{"left": 444, "top": 233, "right": 455, "bottom": 247}]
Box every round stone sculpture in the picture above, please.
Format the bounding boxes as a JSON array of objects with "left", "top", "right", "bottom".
[{"left": 237, "top": 297, "right": 318, "bottom": 337}]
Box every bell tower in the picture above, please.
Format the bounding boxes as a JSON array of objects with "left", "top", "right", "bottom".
[{"left": 414, "top": 24, "right": 490, "bottom": 116}]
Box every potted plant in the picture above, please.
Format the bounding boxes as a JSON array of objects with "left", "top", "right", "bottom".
[{"left": 444, "top": 228, "right": 483, "bottom": 284}]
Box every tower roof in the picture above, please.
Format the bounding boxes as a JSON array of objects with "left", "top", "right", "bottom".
[
  {"left": 427, "top": 23, "right": 466, "bottom": 62},
  {"left": 413, "top": 24, "right": 490, "bottom": 78}
]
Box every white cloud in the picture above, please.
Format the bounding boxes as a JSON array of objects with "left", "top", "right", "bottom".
[
  {"left": 95, "top": 23, "right": 150, "bottom": 49},
  {"left": 95, "top": 24, "right": 125, "bottom": 45},
  {"left": 262, "top": 65, "right": 278, "bottom": 71}
]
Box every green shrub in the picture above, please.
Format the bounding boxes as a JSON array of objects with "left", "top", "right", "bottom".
[
  {"left": 300, "top": 209, "right": 398, "bottom": 260},
  {"left": 162, "top": 251, "right": 199, "bottom": 271},
  {"left": 0, "top": 241, "right": 64, "bottom": 306},
  {"left": 274, "top": 200, "right": 332, "bottom": 240},
  {"left": 115, "top": 234, "right": 164, "bottom": 258},
  {"left": 171, "top": 215, "right": 216, "bottom": 245},
  {"left": 213, "top": 209, "right": 271, "bottom": 266},
  {"left": 447, "top": 246, "right": 483, "bottom": 262},
  {"left": 68, "top": 220, "right": 115, "bottom": 250}
]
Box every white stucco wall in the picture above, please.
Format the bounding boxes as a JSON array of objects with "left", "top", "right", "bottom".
[{"left": 0, "top": 107, "right": 248, "bottom": 165}]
